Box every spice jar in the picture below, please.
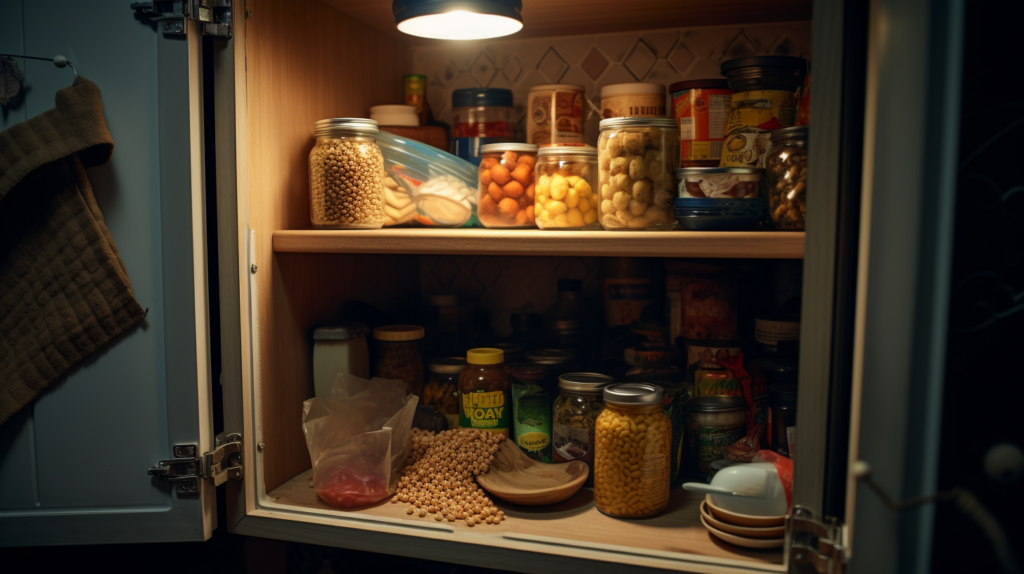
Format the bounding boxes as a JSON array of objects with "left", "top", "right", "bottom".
[
  {"left": 424, "top": 357, "right": 466, "bottom": 430},
  {"left": 459, "top": 348, "right": 512, "bottom": 437},
  {"left": 685, "top": 396, "right": 746, "bottom": 479},
  {"left": 594, "top": 383, "right": 672, "bottom": 518},
  {"left": 477, "top": 143, "right": 539, "bottom": 228},
  {"left": 508, "top": 363, "right": 552, "bottom": 463},
  {"left": 597, "top": 118, "right": 679, "bottom": 230},
  {"left": 765, "top": 125, "right": 808, "bottom": 230},
  {"left": 308, "top": 118, "right": 386, "bottom": 229},
  {"left": 535, "top": 147, "right": 599, "bottom": 229},
  {"left": 552, "top": 373, "right": 614, "bottom": 486},
  {"left": 312, "top": 324, "right": 371, "bottom": 399},
  {"left": 527, "top": 84, "right": 586, "bottom": 147},
  {"left": 373, "top": 325, "right": 425, "bottom": 397}
]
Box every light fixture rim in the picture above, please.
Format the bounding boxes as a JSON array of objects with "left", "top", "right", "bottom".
[{"left": 392, "top": 0, "right": 524, "bottom": 26}]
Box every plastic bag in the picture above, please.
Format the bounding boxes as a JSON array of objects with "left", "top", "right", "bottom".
[
  {"left": 302, "top": 373, "right": 418, "bottom": 509},
  {"left": 753, "top": 450, "right": 794, "bottom": 512}
]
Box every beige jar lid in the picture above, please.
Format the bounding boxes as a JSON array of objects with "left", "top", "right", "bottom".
[
  {"left": 373, "top": 325, "right": 425, "bottom": 341},
  {"left": 601, "top": 82, "right": 666, "bottom": 98},
  {"left": 529, "top": 83, "right": 585, "bottom": 92}
]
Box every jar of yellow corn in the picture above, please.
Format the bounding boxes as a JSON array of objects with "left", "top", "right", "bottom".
[{"left": 593, "top": 383, "right": 672, "bottom": 518}]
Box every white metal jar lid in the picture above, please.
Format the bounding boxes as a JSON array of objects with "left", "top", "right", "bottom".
[
  {"left": 314, "top": 118, "right": 380, "bottom": 137},
  {"left": 537, "top": 146, "right": 597, "bottom": 158},
  {"left": 603, "top": 382, "right": 664, "bottom": 405},
  {"left": 599, "top": 117, "right": 677, "bottom": 131},
  {"left": 479, "top": 143, "right": 539, "bottom": 153}
]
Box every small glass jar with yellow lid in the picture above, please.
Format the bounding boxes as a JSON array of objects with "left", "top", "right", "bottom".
[{"left": 459, "top": 348, "right": 511, "bottom": 437}]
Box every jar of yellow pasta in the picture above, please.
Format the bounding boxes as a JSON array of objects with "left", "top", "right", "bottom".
[{"left": 594, "top": 383, "right": 672, "bottom": 518}]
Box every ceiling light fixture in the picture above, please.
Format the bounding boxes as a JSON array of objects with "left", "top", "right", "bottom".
[{"left": 393, "top": 0, "right": 524, "bottom": 41}]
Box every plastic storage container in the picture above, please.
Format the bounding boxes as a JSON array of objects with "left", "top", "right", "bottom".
[
  {"left": 459, "top": 348, "right": 511, "bottom": 437},
  {"left": 765, "top": 125, "right": 808, "bottom": 230},
  {"left": 597, "top": 117, "right": 679, "bottom": 230},
  {"left": 552, "top": 373, "right": 614, "bottom": 485},
  {"left": 308, "top": 118, "right": 386, "bottom": 229},
  {"left": 452, "top": 88, "right": 515, "bottom": 138},
  {"left": 312, "top": 324, "right": 370, "bottom": 398},
  {"left": 677, "top": 167, "right": 762, "bottom": 198},
  {"left": 669, "top": 79, "right": 733, "bottom": 167},
  {"left": 477, "top": 143, "right": 538, "bottom": 228},
  {"left": 673, "top": 198, "right": 765, "bottom": 231},
  {"left": 594, "top": 383, "right": 672, "bottom": 518},
  {"left": 375, "top": 130, "right": 479, "bottom": 228},
  {"left": 600, "top": 82, "right": 667, "bottom": 119},
  {"left": 373, "top": 325, "right": 425, "bottom": 397},
  {"left": 369, "top": 105, "right": 419, "bottom": 127},
  {"left": 527, "top": 84, "right": 586, "bottom": 147},
  {"left": 535, "top": 147, "right": 599, "bottom": 229}
]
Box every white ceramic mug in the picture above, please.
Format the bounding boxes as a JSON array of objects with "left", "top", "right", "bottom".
[{"left": 682, "top": 462, "right": 788, "bottom": 517}]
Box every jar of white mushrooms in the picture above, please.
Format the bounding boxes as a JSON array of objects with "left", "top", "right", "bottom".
[
  {"left": 308, "top": 118, "right": 386, "bottom": 229},
  {"left": 597, "top": 118, "right": 680, "bottom": 230}
]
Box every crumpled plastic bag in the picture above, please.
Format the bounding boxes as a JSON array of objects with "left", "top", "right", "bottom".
[
  {"left": 302, "top": 373, "right": 418, "bottom": 509},
  {"left": 753, "top": 450, "right": 794, "bottom": 512}
]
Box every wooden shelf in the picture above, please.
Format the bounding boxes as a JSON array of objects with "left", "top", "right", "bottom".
[
  {"left": 272, "top": 229, "right": 804, "bottom": 259},
  {"left": 268, "top": 469, "right": 784, "bottom": 571}
]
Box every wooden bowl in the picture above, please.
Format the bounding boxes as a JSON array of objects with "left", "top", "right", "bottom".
[
  {"left": 704, "top": 495, "right": 787, "bottom": 527},
  {"left": 700, "top": 514, "right": 784, "bottom": 549},
  {"left": 476, "top": 441, "right": 589, "bottom": 506},
  {"left": 700, "top": 500, "right": 785, "bottom": 538}
]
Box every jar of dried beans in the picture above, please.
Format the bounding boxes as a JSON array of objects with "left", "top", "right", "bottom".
[
  {"left": 552, "top": 373, "right": 613, "bottom": 486},
  {"left": 477, "top": 143, "right": 538, "bottom": 228},
  {"left": 597, "top": 118, "right": 679, "bottom": 230},
  {"left": 765, "top": 125, "right": 808, "bottom": 230},
  {"left": 535, "top": 147, "right": 600, "bottom": 229},
  {"left": 308, "top": 118, "right": 386, "bottom": 229},
  {"left": 594, "top": 383, "right": 672, "bottom": 518}
]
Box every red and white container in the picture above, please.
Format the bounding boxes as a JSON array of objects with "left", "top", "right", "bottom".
[{"left": 670, "top": 79, "right": 733, "bottom": 167}]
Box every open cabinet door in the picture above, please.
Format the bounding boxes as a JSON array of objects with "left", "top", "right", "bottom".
[{"left": 0, "top": 3, "right": 216, "bottom": 544}]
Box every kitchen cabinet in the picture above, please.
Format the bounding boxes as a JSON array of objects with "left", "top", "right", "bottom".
[{"left": 0, "top": 0, "right": 965, "bottom": 572}]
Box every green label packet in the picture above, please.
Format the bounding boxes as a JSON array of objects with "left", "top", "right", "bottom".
[
  {"left": 460, "top": 389, "right": 511, "bottom": 437},
  {"left": 511, "top": 381, "right": 553, "bottom": 463}
]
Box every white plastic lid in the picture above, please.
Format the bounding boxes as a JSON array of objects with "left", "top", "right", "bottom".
[
  {"left": 601, "top": 82, "right": 667, "bottom": 98},
  {"left": 370, "top": 105, "right": 419, "bottom": 127},
  {"left": 529, "top": 84, "right": 585, "bottom": 93}
]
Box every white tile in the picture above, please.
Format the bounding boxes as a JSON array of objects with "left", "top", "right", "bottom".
[
  {"left": 644, "top": 59, "right": 681, "bottom": 85},
  {"left": 595, "top": 32, "right": 640, "bottom": 63},
  {"left": 552, "top": 36, "right": 595, "bottom": 66},
  {"left": 641, "top": 30, "right": 680, "bottom": 58}
]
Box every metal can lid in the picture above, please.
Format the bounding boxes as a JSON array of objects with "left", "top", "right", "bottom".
[
  {"left": 599, "top": 117, "right": 677, "bottom": 131},
  {"left": 527, "top": 349, "right": 577, "bottom": 365},
  {"left": 558, "top": 373, "right": 615, "bottom": 392},
  {"left": 537, "top": 146, "right": 597, "bottom": 158},
  {"left": 669, "top": 79, "right": 731, "bottom": 93},
  {"left": 676, "top": 167, "right": 764, "bottom": 176},
  {"left": 372, "top": 325, "right": 425, "bottom": 341},
  {"left": 530, "top": 83, "right": 585, "bottom": 93},
  {"left": 720, "top": 56, "right": 808, "bottom": 75},
  {"left": 314, "top": 118, "right": 379, "bottom": 137},
  {"left": 604, "top": 382, "right": 664, "bottom": 405},
  {"left": 687, "top": 395, "right": 745, "bottom": 412},
  {"left": 507, "top": 363, "right": 548, "bottom": 381},
  {"left": 480, "top": 142, "right": 539, "bottom": 153},
  {"left": 771, "top": 125, "right": 809, "bottom": 141},
  {"left": 313, "top": 322, "right": 369, "bottom": 341},
  {"left": 428, "top": 357, "right": 468, "bottom": 375}
]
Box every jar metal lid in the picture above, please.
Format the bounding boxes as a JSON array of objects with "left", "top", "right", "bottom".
[
  {"left": 527, "top": 349, "right": 577, "bottom": 365},
  {"left": 720, "top": 56, "right": 808, "bottom": 75},
  {"left": 314, "top": 118, "right": 379, "bottom": 137},
  {"left": 507, "top": 363, "right": 548, "bottom": 381},
  {"left": 688, "top": 395, "right": 745, "bottom": 412},
  {"left": 669, "top": 79, "right": 731, "bottom": 92},
  {"left": 599, "top": 117, "right": 677, "bottom": 131},
  {"left": 428, "top": 357, "right": 467, "bottom": 375},
  {"left": 313, "top": 322, "right": 369, "bottom": 341},
  {"left": 537, "top": 146, "right": 597, "bottom": 158},
  {"left": 676, "top": 167, "right": 764, "bottom": 176},
  {"left": 604, "top": 382, "right": 664, "bottom": 405},
  {"left": 480, "top": 143, "right": 539, "bottom": 153},
  {"left": 771, "top": 125, "right": 809, "bottom": 141},
  {"left": 467, "top": 347, "right": 504, "bottom": 365},
  {"left": 373, "top": 324, "right": 425, "bottom": 341},
  {"left": 452, "top": 87, "right": 513, "bottom": 108},
  {"left": 601, "top": 82, "right": 666, "bottom": 97},
  {"left": 530, "top": 83, "right": 585, "bottom": 92},
  {"left": 558, "top": 372, "right": 614, "bottom": 392}
]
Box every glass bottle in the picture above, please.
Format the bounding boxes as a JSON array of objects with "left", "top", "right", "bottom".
[
  {"left": 458, "top": 348, "right": 511, "bottom": 437},
  {"left": 765, "top": 125, "right": 808, "bottom": 230}
]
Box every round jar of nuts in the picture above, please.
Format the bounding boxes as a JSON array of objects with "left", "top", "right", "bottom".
[
  {"left": 594, "top": 383, "right": 671, "bottom": 518},
  {"left": 597, "top": 118, "right": 680, "bottom": 231},
  {"left": 535, "top": 147, "right": 600, "bottom": 229},
  {"left": 765, "top": 125, "right": 808, "bottom": 230},
  {"left": 477, "top": 143, "right": 538, "bottom": 228},
  {"left": 308, "top": 118, "right": 386, "bottom": 229}
]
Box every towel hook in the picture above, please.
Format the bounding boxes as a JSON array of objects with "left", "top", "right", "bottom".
[{"left": 0, "top": 53, "right": 77, "bottom": 79}]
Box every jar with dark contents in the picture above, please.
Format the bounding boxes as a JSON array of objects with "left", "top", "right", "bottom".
[
  {"left": 765, "top": 125, "right": 808, "bottom": 230},
  {"left": 552, "top": 373, "right": 614, "bottom": 486},
  {"left": 459, "top": 348, "right": 511, "bottom": 437},
  {"left": 424, "top": 357, "right": 466, "bottom": 430},
  {"left": 508, "top": 363, "right": 552, "bottom": 463},
  {"left": 373, "top": 325, "right": 425, "bottom": 397}
]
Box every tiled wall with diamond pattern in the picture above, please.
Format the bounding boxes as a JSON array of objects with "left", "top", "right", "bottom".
[{"left": 410, "top": 22, "right": 811, "bottom": 145}]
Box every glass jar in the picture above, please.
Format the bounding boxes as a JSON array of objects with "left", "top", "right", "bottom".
[
  {"left": 594, "top": 383, "right": 672, "bottom": 518},
  {"left": 765, "top": 125, "right": 808, "bottom": 230},
  {"left": 535, "top": 147, "right": 599, "bottom": 229},
  {"left": 424, "top": 357, "right": 466, "bottom": 430},
  {"left": 312, "top": 323, "right": 370, "bottom": 399},
  {"left": 373, "top": 325, "right": 425, "bottom": 397},
  {"left": 527, "top": 84, "right": 586, "bottom": 147},
  {"left": 459, "top": 348, "right": 511, "bottom": 437},
  {"left": 451, "top": 88, "right": 514, "bottom": 138},
  {"left": 768, "top": 384, "right": 797, "bottom": 458},
  {"left": 477, "top": 143, "right": 539, "bottom": 228},
  {"left": 684, "top": 396, "right": 746, "bottom": 480},
  {"left": 508, "top": 363, "right": 552, "bottom": 463},
  {"left": 308, "top": 118, "right": 386, "bottom": 229},
  {"left": 552, "top": 373, "right": 614, "bottom": 486},
  {"left": 597, "top": 118, "right": 679, "bottom": 230}
]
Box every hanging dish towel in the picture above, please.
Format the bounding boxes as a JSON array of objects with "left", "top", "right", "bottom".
[{"left": 0, "top": 76, "right": 146, "bottom": 425}]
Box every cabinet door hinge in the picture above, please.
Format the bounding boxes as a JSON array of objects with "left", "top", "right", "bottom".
[
  {"left": 148, "top": 432, "right": 243, "bottom": 493},
  {"left": 789, "top": 506, "right": 846, "bottom": 574},
  {"left": 131, "top": 0, "right": 232, "bottom": 38}
]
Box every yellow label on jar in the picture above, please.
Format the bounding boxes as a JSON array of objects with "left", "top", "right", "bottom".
[
  {"left": 724, "top": 90, "right": 796, "bottom": 133},
  {"left": 460, "top": 390, "right": 510, "bottom": 436},
  {"left": 517, "top": 432, "right": 551, "bottom": 452}
]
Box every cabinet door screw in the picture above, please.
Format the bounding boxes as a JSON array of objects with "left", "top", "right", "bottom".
[{"left": 251, "top": 264, "right": 257, "bottom": 273}]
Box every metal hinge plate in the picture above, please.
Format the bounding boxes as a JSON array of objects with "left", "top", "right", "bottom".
[
  {"left": 131, "top": 0, "right": 232, "bottom": 38},
  {"left": 148, "top": 432, "right": 243, "bottom": 493},
  {"left": 788, "top": 506, "right": 846, "bottom": 574}
]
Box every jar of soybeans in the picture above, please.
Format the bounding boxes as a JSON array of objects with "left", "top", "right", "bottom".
[
  {"left": 308, "top": 118, "right": 386, "bottom": 229},
  {"left": 594, "top": 383, "right": 672, "bottom": 518}
]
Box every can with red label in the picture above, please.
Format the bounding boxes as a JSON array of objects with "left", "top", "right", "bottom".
[{"left": 670, "top": 79, "right": 733, "bottom": 167}]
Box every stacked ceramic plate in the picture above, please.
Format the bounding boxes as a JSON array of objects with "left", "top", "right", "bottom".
[{"left": 700, "top": 495, "right": 786, "bottom": 549}]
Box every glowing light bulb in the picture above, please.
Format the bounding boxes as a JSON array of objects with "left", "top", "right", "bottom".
[{"left": 396, "top": 9, "right": 523, "bottom": 40}]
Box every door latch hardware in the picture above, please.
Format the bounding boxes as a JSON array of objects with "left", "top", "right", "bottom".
[
  {"left": 148, "top": 432, "right": 243, "bottom": 493},
  {"left": 131, "top": 0, "right": 232, "bottom": 38},
  {"left": 789, "top": 506, "right": 845, "bottom": 574}
]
